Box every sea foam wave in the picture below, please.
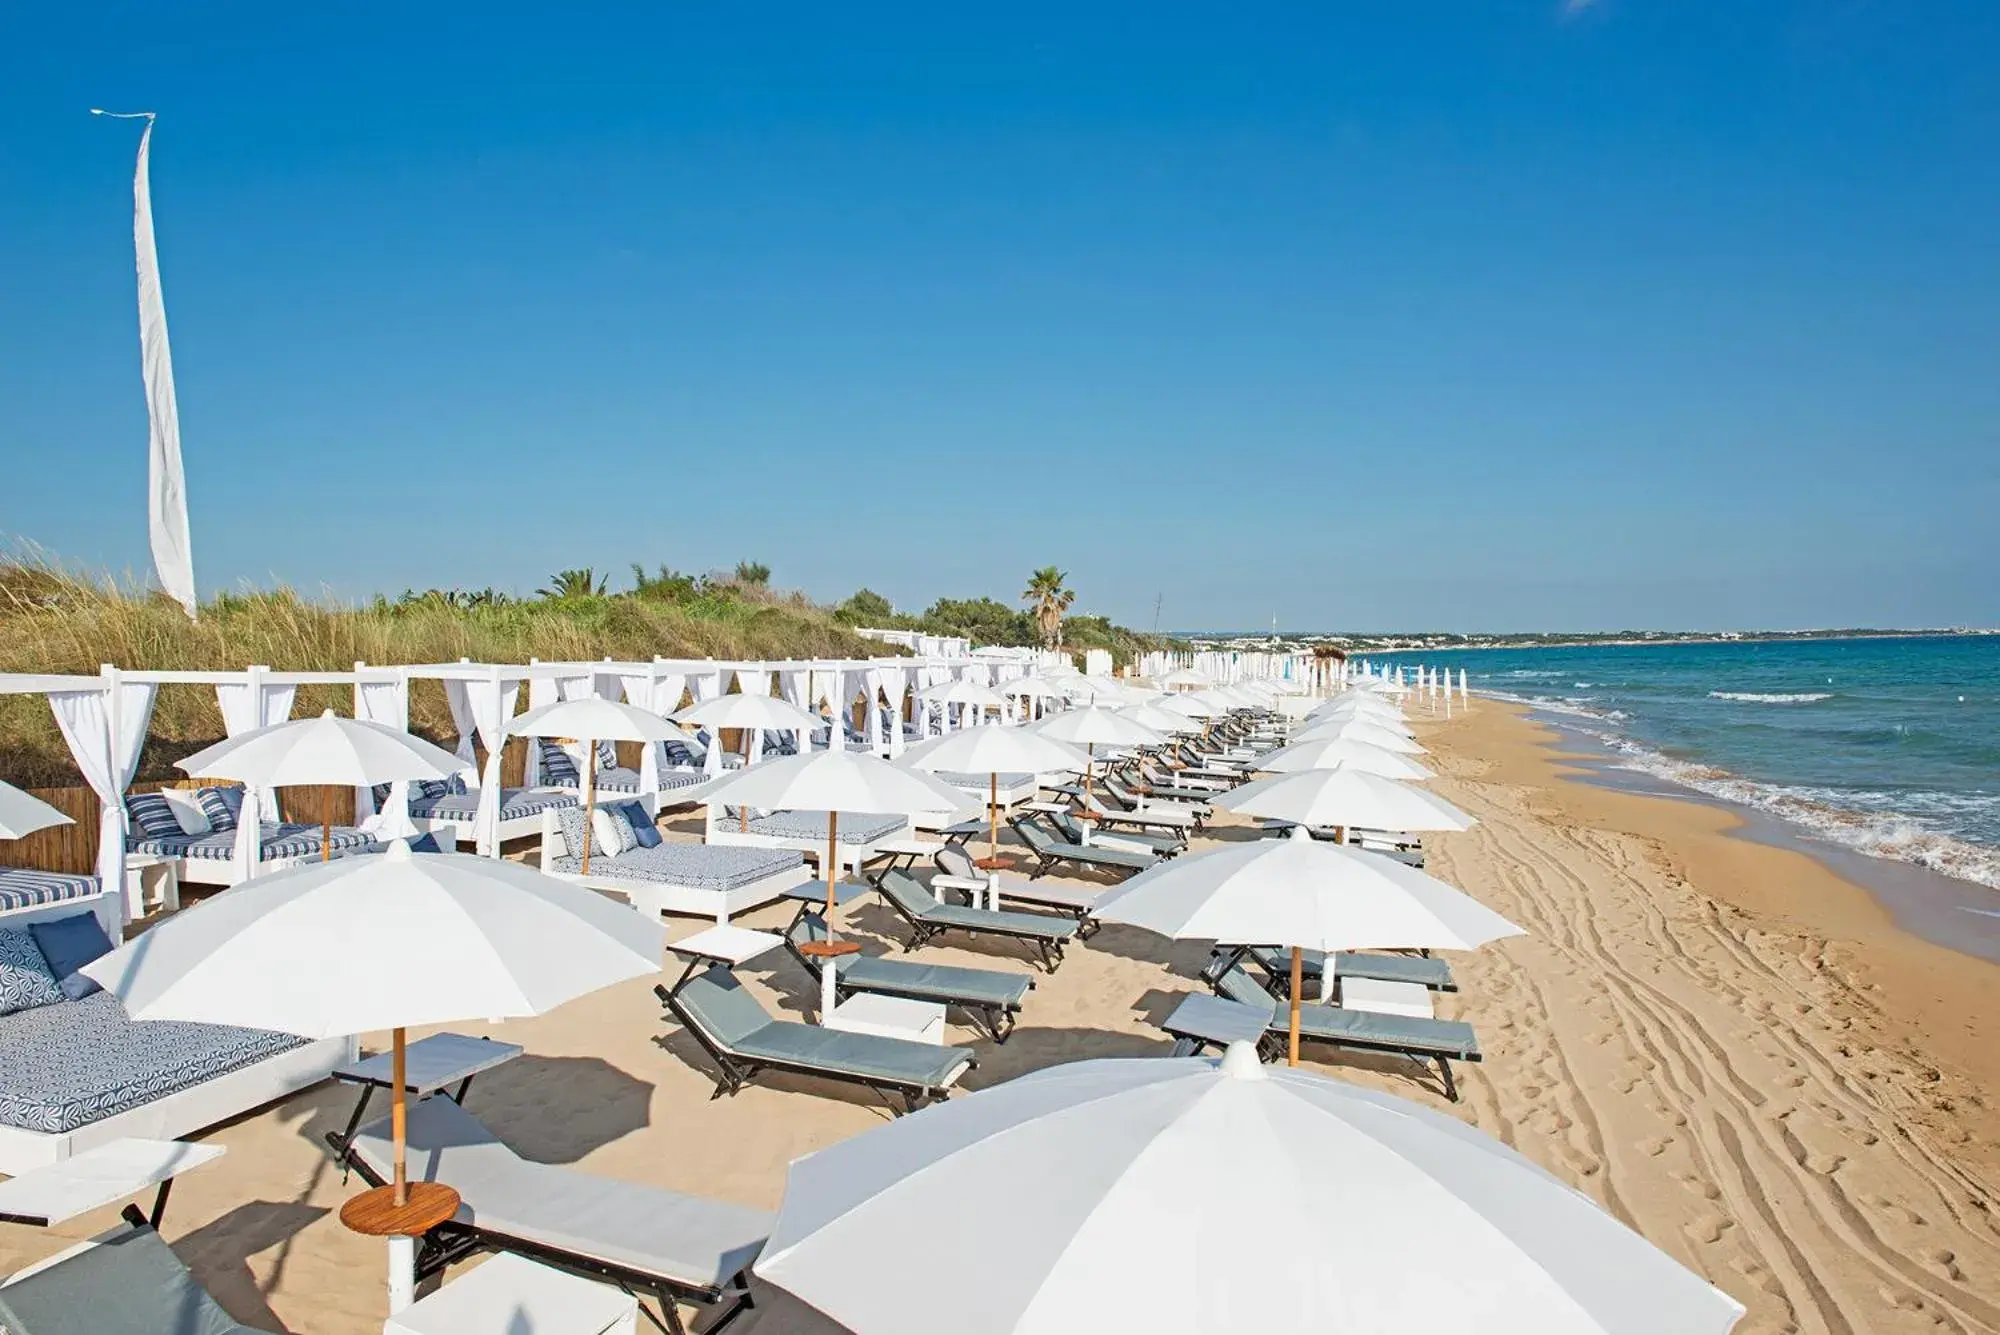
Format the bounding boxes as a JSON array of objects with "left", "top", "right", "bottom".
[
  {"left": 1490, "top": 691, "right": 2000, "bottom": 889},
  {"left": 1708, "top": 691, "right": 1834, "bottom": 704}
]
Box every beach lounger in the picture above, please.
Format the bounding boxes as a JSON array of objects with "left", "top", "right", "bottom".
[
  {"left": 931, "top": 845, "right": 1103, "bottom": 935},
  {"left": 1241, "top": 944, "right": 1456, "bottom": 993},
  {"left": 339, "top": 1094, "right": 769, "bottom": 1335},
  {"left": 1008, "top": 814, "right": 1156, "bottom": 882},
  {"left": 0, "top": 1219, "right": 270, "bottom": 1334},
  {"left": 786, "top": 908, "right": 1033, "bottom": 1042},
  {"left": 1134, "top": 761, "right": 1232, "bottom": 799},
  {"left": 1199, "top": 958, "right": 1480, "bottom": 1100},
  {"left": 1048, "top": 809, "right": 1184, "bottom": 859},
  {"left": 658, "top": 966, "right": 974, "bottom": 1113},
  {"left": 1103, "top": 771, "right": 1210, "bottom": 822},
  {"left": 1067, "top": 785, "right": 1198, "bottom": 837},
  {"left": 875, "top": 870, "right": 1080, "bottom": 972}
]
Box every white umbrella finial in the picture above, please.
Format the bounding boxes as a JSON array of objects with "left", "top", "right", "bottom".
[{"left": 1218, "top": 1041, "right": 1266, "bottom": 1080}]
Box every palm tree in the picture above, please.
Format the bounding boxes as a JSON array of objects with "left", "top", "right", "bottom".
[
  {"left": 734, "top": 561, "right": 772, "bottom": 587},
  {"left": 1021, "top": 566, "right": 1075, "bottom": 649},
  {"left": 539, "top": 568, "right": 606, "bottom": 600}
]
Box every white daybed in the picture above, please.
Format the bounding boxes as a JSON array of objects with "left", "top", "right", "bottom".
[{"left": 537, "top": 809, "right": 811, "bottom": 924}]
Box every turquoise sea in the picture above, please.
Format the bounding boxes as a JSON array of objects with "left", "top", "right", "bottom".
[{"left": 1366, "top": 635, "right": 2000, "bottom": 891}]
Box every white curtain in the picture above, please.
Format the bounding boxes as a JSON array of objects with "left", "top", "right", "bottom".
[
  {"left": 214, "top": 678, "right": 297, "bottom": 872},
  {"left": 690, "top": 670, "right": 726, "bottom": 774},
  {"left": 49, "top": 681, "right": 158, "bottom": 904},
  {"left": 779, "top": 667, "right": 811, "bottom": 750},
  {"left": 443, "top": 680, "right": 478, "bottom": 765},
  {"left": 468, "top": 678, "right": 519, "bottom": 856},
  {"left": 734, "top": 668, "right": 772, "bottom": 766},
  {"left": 352, "top": 676, "right": 415, "bottom": 832},
  {"left": 620, "top": 670, "right": 689, "bottom": 795}
]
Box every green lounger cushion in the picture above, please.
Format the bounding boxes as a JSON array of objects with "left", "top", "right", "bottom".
[
  {"left": 0, "top": 1224, "right": 266, "bottom": 1335},
  {"left": 790, "top": 913, "right": 1032, "bottom": 1010},
  {"left": 1247, "top": 945, "right": 1455, "bottom": 992},
  {"left": 878, "top": 872, "right": 1080, "bottom": 942},
  {"left": 676, "top": 967, "right": 971, "bottom": 1090}
]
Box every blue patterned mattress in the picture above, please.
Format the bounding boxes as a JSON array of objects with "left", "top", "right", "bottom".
[
  {"left": 128, "top": 823, "right": 380, "bottom": 862},
  {"left": 744, "top": 811, "right": 906, "bottom": 843},
  {"left": 586, "top": 767, "right": 707, "bottom": 795},
  {"left": 0, "top": 992, "right": 308, "bottom": 1134},
  {"left": 410, "top": 788, "right": 576, "bottom": 822},
  {"left": 550, "top": 843, "right": 803, "bottom": 889},
  {"left": 0, "top": 869, "right": 100, "bottom": 913}
]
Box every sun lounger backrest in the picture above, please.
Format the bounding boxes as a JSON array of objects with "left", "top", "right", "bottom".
[
  {"left": 1051, "top": 810, "right": 1086, "bottom": 843},
  {"left": 1011, "top": 815, "right": 1058, "bottom": 853},
  {"left": 0, "top": 1222, "right": 262, "bottom": 1335},
  {"left": 933, "top": 844, "right": 979, "bottom": 880},
  {"left": 1212, "top": 963, "right": 1280, "bottom": 1016},
  {"left": 877, "top": 869, "right": 939, "bottom": 921},
  {"left": 674, "top": 967, "right": 778, "bottom": 1049}
]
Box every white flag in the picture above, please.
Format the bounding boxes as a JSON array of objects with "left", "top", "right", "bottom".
[{"left": 130, "top": 116, "right": 198, "bottom": 618}]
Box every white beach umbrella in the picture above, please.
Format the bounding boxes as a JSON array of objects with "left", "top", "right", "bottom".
[
  {"left": 82, "top": 840, "right": 663, "bottom": 1299},
  {"left": 1062, "top": 675, "right": 1148, "bottom": 706},
  {"left": 916, "top": 679, "right": 1008, "bottom": 729},
  {"left": 1293, "top": 719, "right": 1425, "bottom": 754},
  {"left": 1217, "top": 769, "right": 1475, "bottom": 835},
  {"left": 0, "top": 780, "right": 72, "bottom": 841},
  {"left": 1093, "top": 826, "right": 1517, "bottom": 1062},
  {"left": 1255, "top": 736, "right": 1435, "bottom": 781},
  {"left": 1155, "top": 667, "right": 1212, "bottom": 691},
  {"left": 673, "top": 693, "right": 825, "bottom": 766},
  {"left": 755, "top": 1045, "right": 1746, "bottom": 1335},
  {"left": 1312, "top": 694, "right": 1403, "bottom": 719},
  {"left": 1119, "top": 703, "right": 1202, "bottom": 736},
  {"left": 695, "top": 750, "right": 970, "bottom": 957},
  {"left": 1031, "top": 706, "right": 1165, "bottom": 750},
  {"left": 901, "top": 727, "right": 1091, "bottom": 865},
  {"left": 508, "top": 696, "right": 687, "bottom": 874},
  {"left": 1159, "top": 695, "right": 1222, "bottom": 721},
  {"left": 175, "top": 711, "right": 467, "bottom": 862}
]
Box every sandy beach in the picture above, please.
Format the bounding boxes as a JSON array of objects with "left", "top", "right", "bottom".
[{"left": 5, "top": 699, "right": 1997, "bottom": 1334}]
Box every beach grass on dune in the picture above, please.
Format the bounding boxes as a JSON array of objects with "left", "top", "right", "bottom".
[{"left": 0, "top": 556, "right": 883, "bottom": 785}]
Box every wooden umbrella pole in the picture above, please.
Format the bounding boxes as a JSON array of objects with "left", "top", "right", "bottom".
[
  {"left": 989, "top": 772, "right": 1000, "bottom": 863},
  {"left": 825, "top": 811, "right": 839, "bottom": 917},
  {"left": 1288, "top": 947, "right": 1303, "bottom": 1068},
  {"left": 391, "top": 1026, "right": 408, "bottom": 1204},
  {"left": 581, "top": 742, "right": 596, "bottom": 876}
]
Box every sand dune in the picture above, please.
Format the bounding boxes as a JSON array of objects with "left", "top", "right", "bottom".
[{"left": 3, "top": 702, "right": 1996, "bottom": 1333}]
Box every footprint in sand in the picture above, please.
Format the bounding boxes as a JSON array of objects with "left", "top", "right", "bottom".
[
  {"left": 1685, "top": 1214, "right": 1734, "bottom": 1245},
  {"left": 1801, "top": 1151, "right": 1845, "bottom": 1175},
  {"left": 1922, "top": 1249, "right": 1963, "bottom": 1281},
  {"left": 1639, "top": 1135, "right": 1675, "bottom": 1157},
  {"left": 1672, "top": 1170, "right": 1723, "bottom": 1201}
]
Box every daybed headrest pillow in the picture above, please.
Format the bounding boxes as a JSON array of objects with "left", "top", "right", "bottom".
[
  {"left": 0, "top": 928, "right": 66, "bottom": 1014},
  {"left": 158, "top": 787, "right": 212, "bottom": 835},
  {"left": 28, "top": 911, "right": 114, "bottom": 1001},
  {"left": 615, "top": 801, "right": 661, "bottom": 849}
]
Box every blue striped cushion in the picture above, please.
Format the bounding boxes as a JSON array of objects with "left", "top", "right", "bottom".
[
  {"left": 0, "top": 870, "right": 100, "bottom": 913},
  {"left": 538, "top": 740, "right": 580, "bottom": 785},
  {"left": 123, "top": 792, "right": 183, "bottom": 840},
  {"left": 662, "top": 737, "right": 699, "bottom": 767},
  {"left": 196, "top": 786, "right": 242, "bottom": 830},
  {"left": 595, "top": 739, "right": 620, "bottom": 771}
]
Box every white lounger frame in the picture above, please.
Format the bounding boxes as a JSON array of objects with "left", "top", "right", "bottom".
[
  {"left": 538, "top": 812, "right": 813, "bottom": 924},
  {"left": 913, "top": 777, "right": 1034, "bottom": 832}
]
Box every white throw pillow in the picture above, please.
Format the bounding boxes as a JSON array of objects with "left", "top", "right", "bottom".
[
  {"left": 159, "top": 787, "right": 212, "bottom": 835},
  {"left": 590, "top": 806, "right": 632, "bottom": 858}
]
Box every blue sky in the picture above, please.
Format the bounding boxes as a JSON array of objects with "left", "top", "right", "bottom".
[{"left": 2, "top": 2, "right": 1995, "bottom": 632}]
